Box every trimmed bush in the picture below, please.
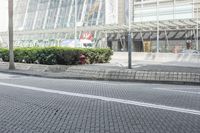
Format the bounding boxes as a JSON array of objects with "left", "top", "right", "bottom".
[
  {"left": 82, "top": 48, "right": 113, "bottom": 64},
  {"left": 0, "top": 48, "right": 9, "bottom": 62},
  {"left": 0, "top": 47, "right": 113, "bottom": 65}
]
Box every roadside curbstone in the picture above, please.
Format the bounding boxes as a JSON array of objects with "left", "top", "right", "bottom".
[{"left": 0, "top": 62, "right": 200, "bottom": 85}]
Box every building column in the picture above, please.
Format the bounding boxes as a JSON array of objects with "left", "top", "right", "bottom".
[
  {"left": 173, "top": 0, "right": 176, "bottom": 19},
  {"left": 118, "top": 0, "right": 125, "bottom": 25},
  {"left": 67, "top": 0, "right": 75, "bottom": 27},
  {"left": 54, "top": 0, "right": 62, "bottom": 29},
  {"left": 96, "top": 0, "right": 103, "bottom": 25},
  {"left": 80, "top": 0, "right": 87, "bottom": 24},
  {"left": 42, "top": 0, "right": 51, "bottom": 29},
  {"left": 22, "top": 0, "right": 31, "bottom": 30},
  {"left": 32, "top": 0, "right": 40, "bottom": 30}
]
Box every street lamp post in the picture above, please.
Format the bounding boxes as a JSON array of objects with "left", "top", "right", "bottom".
[
  {"left": 128, "top": 0, "right": 133, "bottom": 69},
  {"left": 8, "top": 0, "right": 15, "bottom": 70},
  {"left": 156, "top": 0, "right": 160, "bottom": 53},
  {"left": 74, "top": 0, "right": 77, "bottom": 42},
  {"left": 196, "top": 1, "right": 199, "bottom": 50}
]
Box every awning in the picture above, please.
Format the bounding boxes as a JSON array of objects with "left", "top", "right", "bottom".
[{"left": 1, "top": 18, "right": 200, "bottom": 37}]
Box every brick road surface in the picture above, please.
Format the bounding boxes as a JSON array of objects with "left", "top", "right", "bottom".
[{"left": 0, "top": 73, "right": 200, "bottom": 133}]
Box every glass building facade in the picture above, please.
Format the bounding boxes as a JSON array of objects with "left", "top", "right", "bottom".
[
  {"left": 0, "top": 0, "right": 199, "bottom": 52},
  {"left": 134, "top": 0, "right": 193, "bottom": 22},
  {"left": 127, "top": 0, "right": 200, "bottom": 52},
  {"left": 14, "top": 0, "right": 105, "bottom": 30}
]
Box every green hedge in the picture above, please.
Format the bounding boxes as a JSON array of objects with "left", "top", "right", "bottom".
[{"left": 0, "top": 47, "right": 113, "bottom": 65}]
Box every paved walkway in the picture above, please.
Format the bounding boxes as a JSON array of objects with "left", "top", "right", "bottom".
[{"left": 0, "top": 61, "right": 200, "bottom": 85}]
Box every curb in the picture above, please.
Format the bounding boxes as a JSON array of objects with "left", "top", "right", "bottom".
[
  {"left": 0, "top": 68, "right": 200, "bottom": 86},
  {"left": 65, "top": 68, "right": 200, "bottom": 85}
]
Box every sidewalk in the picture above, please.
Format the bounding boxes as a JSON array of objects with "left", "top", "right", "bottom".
[{"left": 0, "top": 61, "right": 200, "bottom": 85}]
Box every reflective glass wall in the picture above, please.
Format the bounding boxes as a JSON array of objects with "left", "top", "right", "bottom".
[
  {"left": 133, "top": 0, "right": 194, "bottom": 22},
  {"left": 9, "top": 0, "right": 199, "bottom": 51},
  {"left": 14, "top": 0, "right": 105, "bottom": 31}
]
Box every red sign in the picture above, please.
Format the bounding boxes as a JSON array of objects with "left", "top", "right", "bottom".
[{"left": 80, "top": 32, "right": 93, "bottom": 41}]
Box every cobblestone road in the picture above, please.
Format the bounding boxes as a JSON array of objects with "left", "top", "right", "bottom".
[{"left": 0, "top": 73, "right": 200, "bottom": 133}]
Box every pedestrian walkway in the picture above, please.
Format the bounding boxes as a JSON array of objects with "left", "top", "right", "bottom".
[{"left": 0, "top": 61, "right": 199, "bottom": 85}]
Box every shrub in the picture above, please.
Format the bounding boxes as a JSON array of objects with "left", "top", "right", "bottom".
[
  {"left": 82, "top": 48, "right": 113, "bottom": 64},
  {"left": 0, "top": 47, "right": 113, "bottom": 65},
  {"left": 0, "top": 48, "right": 9, "bottom": 62}
]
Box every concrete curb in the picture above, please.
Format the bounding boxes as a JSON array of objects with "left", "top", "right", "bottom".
[
  {"left": 0, "top": 66, "right": 200, "bottom": 85},
  {"left": 65, "top": 67, "right": 200, "bottom": 85}
]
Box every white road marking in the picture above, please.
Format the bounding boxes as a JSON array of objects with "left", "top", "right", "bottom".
[
  {"left": 0, "top": 82, "right": 200, "bottom": 116},
  {"left": 71, "top": 80, "right": 158, "bottom": 86},
  {"left": 153, "top": 88, "right": 200, "bottom": 95},
  {"left": 0, "top": 72, "right": 154, "bottom": 86},
  {"left": 0, "top": 77, "right": 25, "bottom": 80},
  {"left": 0, "top": 73, "right": 25, "bottom": 79}
]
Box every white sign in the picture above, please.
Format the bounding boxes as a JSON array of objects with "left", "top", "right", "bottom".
[{"left": 105, "top": 0, "right": 118, "bottom": 24}]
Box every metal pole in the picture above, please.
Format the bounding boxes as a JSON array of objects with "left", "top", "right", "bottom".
[
  {"left": 128, "top": 33, "right": 132, "bottom": 69},
  {"left": 8, "top": 0, "right": 15, "bottom": 70},
  {"left": 156, "top": 0, "right": 160, "bottom": 53},
  {"left": 197, "top": 1, "right": 199, "bottom": 50},
  {"left": 193, "top": 0, "right": 195, "bottom": 18},
  {"left": 173, "top": 0, "right": 175, "bottom": 20},
  {"left": 74, "top": 0, "right": 77, "bottom": 41},
  {"left": 128, "top": 0, "right": 133, "bottom": 69}
]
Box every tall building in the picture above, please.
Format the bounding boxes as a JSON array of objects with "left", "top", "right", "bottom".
[
  {"left": 14, "top": 0, "right": 105, "bottom": 30},
  {"left": 0, "top": 0, "right": 199, "bottom": 53}
]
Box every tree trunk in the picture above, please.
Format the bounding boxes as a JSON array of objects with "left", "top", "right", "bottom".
[{"left": 8, "top": 0, "right": 15, "bottom": 70}]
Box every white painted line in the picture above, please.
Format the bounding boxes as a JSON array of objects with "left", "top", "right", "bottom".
[
  {"left": 153, "top": 88, "right": 200, "bottom": 95},
  {"left": 0, "top": 74, "right": 25, "bottom": 79},
  {"left": 0, "top": 82, "right": 200, "bottom": 116},
  {"left": 70, "top": 80, "right": 157, "bottom": 86}
]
